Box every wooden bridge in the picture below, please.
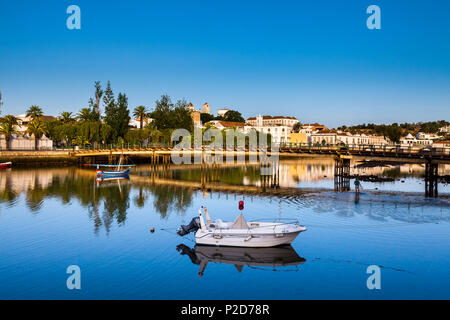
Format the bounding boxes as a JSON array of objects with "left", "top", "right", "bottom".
[
  {"left": 69, "top": 144, "right": 450, "bottom": 164},
  {"left": 69, "top": 144, "right": 449, "bottom": 198}
]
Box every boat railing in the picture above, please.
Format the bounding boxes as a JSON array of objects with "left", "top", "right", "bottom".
[{"left": 248, "top": 218, "right": 304, "bottom": 231}]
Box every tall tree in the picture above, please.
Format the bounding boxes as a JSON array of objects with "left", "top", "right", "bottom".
[
  {"left": 293, "top": 122, "right": 302, "bottom": 133},
  {"left": 26, "top": 105, "right": 44, "bottom": 121},
  {"left": 0, "top": 115, "right": 18, "bottom": 151},
  {"left": 26, "top": 119, "right": 48, "bottom": 150},
  {"left": 77, "top": 108, "right": 98, "bottom": 122},
  {"left": 60, "top": 111, "right": 75, "bottom": 123},
  {"left": 104, "top": 93, "right": 130, "bottom": 141},
  {"left": 133, "top": 105, "right": 148, "bottom": 129},
  {"left": 150, "top": 95, "right": 193, "bottom": 131},
  {"left": 222, "top": 110, "right": 245, "bottom": 123},
  {"left": 89, "top": 81, "right": 103, "bottom": 115},
  {"left": 103, "top": 81, "right": 115, "bottom": 109}
]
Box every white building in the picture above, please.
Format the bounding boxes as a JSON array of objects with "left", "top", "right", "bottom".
[
  {"left": 217, "top": 108, "right": 230, "bottom": 117},
  {"left": 246, "top": 115, "right": 299, "bottom": 128},
  {"left": 14, "top": 114, "right": 57, "bottom": 132},
  {"left": 309, "top": 132, "right": 338, "bottom": 145},
  {"left": 245, "top": 125, "right": 292, "bottom": 144},
  {"left": 400, "top": 133, "right": 432, "bottom": 146},
  {"left": 336, "top": 133, "right": 388, "bottom": 146},
  {"left": 439, "top": 126, "right": 450, "bottom": 133},
  {"left": 309, "top": 132, "right": 389, "bottom": 146},
  {"left": 416, "top": 132, "right": 440, "bottom": 140},
  {"left": 129, "top": 118, "right": 153, "bottom": 129},
  {"left": 0, "top": 134, "right": 53, "bottom": 150},
  {"left": 298, "top": 124, "right": 328, "bottom": 134}
]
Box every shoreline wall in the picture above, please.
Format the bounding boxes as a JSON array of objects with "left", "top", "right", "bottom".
[{"left": 0, "top": 151, "right": 76, "bottom": 165}]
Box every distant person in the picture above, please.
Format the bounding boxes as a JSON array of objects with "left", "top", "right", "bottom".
[{"left": 354, "top": 177, "right": 361, "bottom": 193}]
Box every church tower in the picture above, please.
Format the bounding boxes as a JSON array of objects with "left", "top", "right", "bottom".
[{"left": 202, "top": 102, "right": 210, "bottom": 114}]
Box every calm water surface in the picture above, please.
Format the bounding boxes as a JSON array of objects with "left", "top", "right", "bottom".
[{"left": 0, "top": 160, "right": 449, "bottom": 299}]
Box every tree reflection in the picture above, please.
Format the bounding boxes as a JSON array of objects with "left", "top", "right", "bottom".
[
  {"left": 0, "top": 169, "right": 194, "bottom": 233},
  {"left": 151, "top": 185, "right": 193, "bottom": 219}
]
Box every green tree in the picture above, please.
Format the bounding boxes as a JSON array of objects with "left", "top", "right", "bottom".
[
  {"left": 26, "top": 119, "right": 48, "bottom": 150},
  {"left": 293, "top": 122, "right": 302, "bottom": 133},
  {"left": 89, "top": 81, "right": 103, "bottom": 115},
  {"left": 59, "top": 123, "right": 78, "bottom": 146},
  {"left": 77, "top": 108, "right": 99, "bottom": 122},
  {"left": 26, "top": 105, "right": 44, "bottom": 121},
  {"left": 0, "top": 115, "right": 19, "bottom": 151},
  {"left": 104, "top": 93, "right": 131, "bottom": 141},
  {"left": 222, "top": 110, "right": 245, "bottom": 123},
  {"left": 60, "top": 111, "right": 75, "bottom": 123},
  {"left": 200, "top": 113, "right": 215, "bottom": 124},
  {"left": 100, "top": 124, "right": 113, "bottom": 144},
  {"left": 149, "top": 95, "right": 193, "bottom": 132},
  {"left": 133, "top": 105, "right": 148, "bottom": 129}
]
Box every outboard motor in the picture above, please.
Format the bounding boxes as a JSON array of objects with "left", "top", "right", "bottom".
[{"left": 177, "top": 217, "right": 201, "bottom": 236}]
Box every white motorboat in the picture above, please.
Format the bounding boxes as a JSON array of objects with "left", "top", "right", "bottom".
[{"left": 177, "top": 207, "right": 307, "bottom": 248}]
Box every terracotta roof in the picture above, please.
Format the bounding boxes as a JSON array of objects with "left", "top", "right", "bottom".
[
  {"left": 211, "top": 121, "right": 245, "bottom": 128},
  {"left": 247, "top": 115, "right": 298, "bottom": 120}
]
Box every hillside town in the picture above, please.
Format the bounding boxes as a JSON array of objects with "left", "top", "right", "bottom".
[{"left": 1, "top": 86, "right": 449, "bottom": 151}]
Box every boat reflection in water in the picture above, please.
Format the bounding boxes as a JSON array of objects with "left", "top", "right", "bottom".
[
  {"left": 177, "top": 244, "right": 306, "bottom": 277},
  {"left": 96, "top": 176, "right": 131, "bottom": 184}
]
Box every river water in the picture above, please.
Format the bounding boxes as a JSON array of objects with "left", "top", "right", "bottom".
[{"left": 0, "top": 159, "right": 449, "bottom": 299}]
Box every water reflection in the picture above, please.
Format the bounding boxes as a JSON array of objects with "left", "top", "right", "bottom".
[
  {"left": 0, "top": 164, "right": 449, "bottom": 234},
  {"left": 0, "top": 168, "right": 193, "bottom": 233},
  {"left": 176, "top": 244, "right": 306, "bottom": 277}
]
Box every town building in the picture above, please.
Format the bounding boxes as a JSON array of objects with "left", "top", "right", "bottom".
[
  {"left": 309, "top": 132, "right": 338, "bottom": 145},
  {"left": 416, "top": 132, "right": 441, "bottom": 141},
  {"left": 400, "top": 133, "right": 433, "bottom": 146},
  {"left": 246, "top": 115, "right": 299, "bottom": 128},
  {"left": 202, "top": 103, "right": 210, "bottom": 114},
  {"left": 187, "top": 103, "right": 196, "bottom": 112},
  {"left": 129, "top": 118, "right": 153, "bottom": 129},
  {"left": 289, "top": 132, "right": 308, "bottom": 144},
  {"left": 247, "top": 125, "right": 292, "bottom": 144},
  {"left": 217, "top": 108, "right": 230, "bottom": 117},
  {"left": 298, "top": 123, "right": 328, "bottom": 134},
  {"left": 207, "top": 120, "right": 245, "bottom": 130},
  {"left": 439, "top": 125, "right": 450, "bottom": 133},
  {"left": 186, "top": 103, "right": 202, "bottom": 127},
  {"left": 15, "top": 114, "right": 57, "bottom": 132},
  {"left": 0, "top": 134, "right": 53, "bottom": 150},
  {"left": 336, "top": 133, "right": 388, "bottom": 146},
  {"left": 308, "top": 132, "right": 389, "bottom": 146}
]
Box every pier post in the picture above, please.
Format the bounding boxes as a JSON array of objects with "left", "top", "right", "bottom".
[
  {"left": 425, "top": 160, "right": 439, "bottom": 197},
  {"left": 334, "top": 155, "right": 351, "bottom": 192}
]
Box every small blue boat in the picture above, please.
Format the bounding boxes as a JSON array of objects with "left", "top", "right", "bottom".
[
  {"left": 96, "top": 167, "right": 131, "bottom": 178},
  {"left": 89, "top": 155, "right": 135, "bottom": 179}
]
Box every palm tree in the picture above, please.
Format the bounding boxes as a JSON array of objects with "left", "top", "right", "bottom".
[
  {"left": 60, "top": 111, "right": 74, "bottom": 123},
  {"left": 26, "top": 105, "right": 44, "bottom": 121},
  {"left": 77, "top": 108, "right": 92, "bottom": 122},
  {"left": 26, "top": 120, "right": 48, "bottom": 150},
  {"left": 133, "top": 106, "right": 148, "bottom": 129},
  {"left": 0, "top": 115, "right": 18, "bottom": 151}
]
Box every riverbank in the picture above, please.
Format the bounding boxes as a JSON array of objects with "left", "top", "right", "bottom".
[
  {"left": 0, "top": 150, "right": 336, "bottom": 167},
  {"left": 0, "top": 151, "right": 76, "bottom": 166}
]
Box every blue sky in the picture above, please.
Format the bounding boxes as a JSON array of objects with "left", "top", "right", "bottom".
[{"left": 0, "top": 0, "right": 449, "bottom": 128}]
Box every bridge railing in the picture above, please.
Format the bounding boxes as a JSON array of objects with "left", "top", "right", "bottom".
[
  {"left": 65, "top": 142, "right": 450, "bottom": 157},
  {"left": 278, "top": 143, "right": 450, "bottom": 156}
]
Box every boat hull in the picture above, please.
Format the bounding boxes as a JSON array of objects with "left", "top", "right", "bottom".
[
  {"left": 96, "top": 168, "right": 130, "bottom": 178},
  {"left": 195, "top": 229, "right": 305, "bottom": 248},
  {"left": 0, "top": 162, "right": 12, "bottom": 169}
]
